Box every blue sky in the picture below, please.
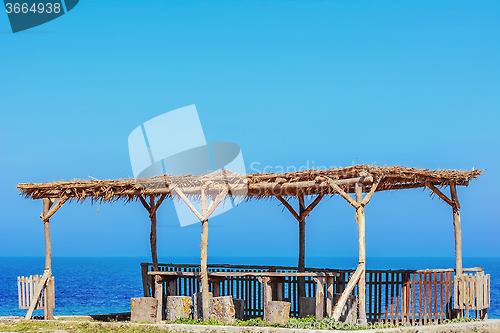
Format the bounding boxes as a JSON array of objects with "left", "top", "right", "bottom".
[{"left": 0, "top": 0, "right": 499, "bottom": 264}]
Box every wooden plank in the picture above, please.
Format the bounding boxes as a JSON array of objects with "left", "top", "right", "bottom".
[
  {"left": 420, "top": 272, "right": 424, "bottom": 324},
  {"left": 314, "top": 277, "right": 325, "bottom": 321},
  {"left": 434, "top": 272, "right": 438, "bottom": 323},
  {"left": 331, "top": 263, "right": 364, "bottom": 321},
  {"left": 390, "top": 273, "right": 394, "bottom": 324},
  {"left": 326, "top": 277, "right": 334, "bottom": 317},
  {"left": 411, "top": 273, "right": 416, "bottom": 325},
  {"left": 385, "top": 272, "right": 390, "bottom": 323},
  {"left": 25, "top": 271, "right": 49, "bottom": 320},
  {"left": 440, "top": 272, "right": 444, "bottom": 321},
  {"left": 17, "top": 277, "right": 22, "bottom": 309},
  {"left": 368, "top": 272, "right": 373, "bottom": 321}
]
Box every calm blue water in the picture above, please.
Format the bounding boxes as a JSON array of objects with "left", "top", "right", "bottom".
[{"left": 0, "top": 256, "right": 498, "bottom": 318}]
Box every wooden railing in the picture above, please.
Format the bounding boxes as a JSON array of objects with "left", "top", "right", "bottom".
[{"left": 141, "top": 263, "right": 485, "bottom": 323}]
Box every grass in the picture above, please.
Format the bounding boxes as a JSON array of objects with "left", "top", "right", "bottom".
[{"left": 0, "top": 316, "right": 484, "bottom": 333}]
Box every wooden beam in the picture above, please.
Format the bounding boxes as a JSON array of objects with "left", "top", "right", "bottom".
[
  {"left": 150, "top": 194, "right": 167, "bottom": 217},
  {"left": 204, "top": 189, "right": 228, "bottom": 220},
  {"left": 450, "top": 183, "right": 463, "bottom": 276},
  {"left": 331, "top": 263, "right": 364, "bottom": 321},
  {"left": 299, "top": 194, "right": 324, "bottom": 220},
  {"left": 298, "top": 193, "right": 306, "bottom": 300},
  {"left": 326, "top": 178, "right": 360, "bottom": 208},
  {"left": 40, "top": 197, "right": 68, "bottom": 222},
  {"left": 427, "top": 182, "right": 455, "bottom": 208},
  {"left": 276, "top": 195, "right": 300, "bottom": 221},
  {"left": 139, "top": 195, "right": 151, "bottom": 214},
  {"left": 172, "top": 187, "right": 204, "bottom": 222},
  {"left": 360, "top": 177, "right": 381, "bottom": 206}
]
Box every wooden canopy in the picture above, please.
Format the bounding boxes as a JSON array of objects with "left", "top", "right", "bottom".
[
  {"left": 17, "top": 165, "right": 481, "bottom": 202},
  {"left": 17, "top": 164, "right": 482, "bottom": 322}
]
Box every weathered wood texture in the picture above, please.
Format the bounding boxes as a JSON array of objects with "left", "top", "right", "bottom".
[
  {"left": 450, "top": 184, "right": 463, "bottom": 276},
  {"left": 332, "top": 263, "right": 364, "bottom": 321},
  {"left": 18, "top": 275, "right": 53, "bottom": 310},
  {"left": 143, "top": 263, "right": 487, "bottom": 323},
  {"left": 193, "top": 292, "right": 214, "bottom": 320},
  {"left": 355, "top": 182, "right": 367, "bottom": 323},
  {"left": 454, "top": 272, "right": 490, "bottom": 315},
  {"left": 332, "top": 293, "right": 358, "bottom": 324}
]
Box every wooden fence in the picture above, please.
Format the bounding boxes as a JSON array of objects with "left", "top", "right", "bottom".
[
  {"left": 141, "top": 263, "right": 485, "bottom": 323},
  {"left": 17, "top": 275, "right": 54, "bottom": 310},
  {"left": 454, "top": 272, "right": 490, "bottom": 318}
]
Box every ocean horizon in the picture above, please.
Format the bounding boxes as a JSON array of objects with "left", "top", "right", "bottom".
[{"left": 1, "top": 256, "right": 498, "bottom": 318}]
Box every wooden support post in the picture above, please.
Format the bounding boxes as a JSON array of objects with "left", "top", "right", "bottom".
[
  {"left": 298, "top": 193, "right": 306, "bottom": 300},
  {"left": 356, "top": 182, "right": 367, "bottom": 323},
  {"left": 200, "top": 186, "right": 210, "bottom": 321},
  {"left": 314, "top": 277, "right": 325, "bottom": 321},
  {"left": 276, "top": 193, "right": 324, "bottom": 303},
  {"left": 450, "top": 184, "right": 463, "bottom": 276},
  {"left": 155, "top": 275, "right": 163, "bottom": 322},
  {"left": 200, "top": 221, "right": 209, "bottom": 320},
  {"left": 149, "top": 196, "right": 159, "bottom": 272},
  {"left": 326, "top": 277, "right": 334, "bottom": 317},
  {"left": 42, "top": 198, "right": 54, "bottom": 320},
  {"left": 173, "top": 186, "right": 227, "bottom": 321},
  {"left": 259, "top": 277, "right": 273, "bottom": 322}
]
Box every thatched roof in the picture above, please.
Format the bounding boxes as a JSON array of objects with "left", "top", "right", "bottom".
[{"left": 17, "top": 165, "right": 482, "bottom": 203}]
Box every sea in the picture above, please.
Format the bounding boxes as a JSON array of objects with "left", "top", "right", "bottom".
[{"left": 0, "top": 256, "right": 498, "bottom": 318}]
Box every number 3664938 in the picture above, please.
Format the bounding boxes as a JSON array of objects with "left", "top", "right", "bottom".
[{"left": 5, "top": 3, "right": 62, "bottom": 14}]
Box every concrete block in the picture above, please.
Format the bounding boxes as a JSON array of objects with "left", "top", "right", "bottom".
[
  {"left": 131, "top": 297, "right": 158, "bottom": 323},
  {"left": 299, "top": 297, "right": 316, "bottom": 318},
  {"left": 232, "top": 298, "right": 245, "bottom": 320},
  {"left": 264, "top": 301, "right": 291, "bottom": 324},
  {"left": 211, "top": 296, "right": 236, "bottom": 324},
  {"left": 166, "top": 296, "right": 192, "bottom": 321}
]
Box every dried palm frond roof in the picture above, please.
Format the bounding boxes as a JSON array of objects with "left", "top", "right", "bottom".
[{"left": 17, "top": 165, "right": 482, "bottom": 203}]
